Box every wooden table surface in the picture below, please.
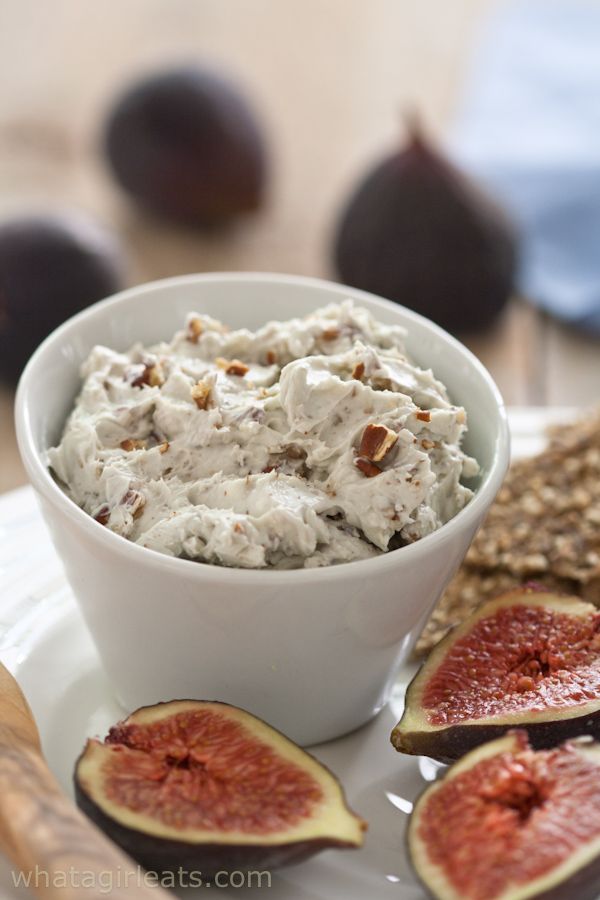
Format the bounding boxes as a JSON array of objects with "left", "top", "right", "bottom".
[{"left": 1, "top": 0, "right": 599, "bottom": 495}]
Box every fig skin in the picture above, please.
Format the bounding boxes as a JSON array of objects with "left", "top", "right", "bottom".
[
  {"left": 74, "top": 700, "right": 365, "bottom": 877},
  {"left": 104, "top": 67, "right": 267, "bottom": 226},
  {"left": 333, "top": 127, "right": 518, "bottom": 334},
  {"left": 0, "top": 211, "right": 125, "bottom": 384},
  {"left": 393, "top": 587, "right": 600, "bottom": 763},
  {"left": 408, "top": 731, "right": 600, "bottom": 900},
  {"left": 72, "top": 796, "right": 344, "bottom": 877},
  {"left": 396, "top": 693, "right": 600, "bottom": 766}
]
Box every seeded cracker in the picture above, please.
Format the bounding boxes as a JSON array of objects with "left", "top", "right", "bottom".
[{"left": 416, "top": 410, "right": 600, "bottom": 655}]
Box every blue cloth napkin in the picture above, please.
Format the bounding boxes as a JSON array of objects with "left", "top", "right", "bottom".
[{"left": 451, "top": 0, "right": 600, "bottom": 334}]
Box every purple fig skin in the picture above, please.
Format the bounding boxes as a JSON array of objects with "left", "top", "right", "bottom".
[
  {"left": 74, "top": 699, "right": 365, "bottom": 877},
  {"left": 0, "top": 212, "right": 125, "bottom": 384},
  {"left": 534, "top": 866, "right": 600, "bottom": 900},
  {"left": 74, "top": 781, "right": 354, "bottom": 878},
  {"left": 104, "top": 67, "right": 267, "bottom": 227},
  {"left": 334, "top": 129, "right": 518, "bottom": 334},
  {"left": 395, "top": 688, "right": 600, "bottom": 765}
]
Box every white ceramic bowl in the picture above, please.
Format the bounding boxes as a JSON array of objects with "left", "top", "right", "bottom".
[{"left": 15, "top": 273, "right": 509, "bottom": 745}]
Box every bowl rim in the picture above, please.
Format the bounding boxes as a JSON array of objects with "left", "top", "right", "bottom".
[{"left": 15, "top": 271, "right": 510, "bottom": 584}]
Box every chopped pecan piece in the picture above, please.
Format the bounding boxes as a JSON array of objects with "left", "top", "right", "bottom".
[
  {"left": 359, "top": 423, "right": 398, "bottom": 462},
  {"left": 416, "top": 410, "right": 431, "bottom": 422},
  {"left": 187, "top": 317, "right": 203, "bottom": 343},
  {"left": 355, "top": 457, "right": 382, "bottom": 478},
  {"left": 352, "top": 361, "right": 365, "bottom": 381},
  {"left": 132, "top": 362, "right": 164, "bottom": 388},
  {"left": 94, "top": 505, "right": 110, "bottom": 526},
  {"left": 191, "top": 380, "right": 211, "bottom": 410},
  {"left": 120, "top": 438, "right": 146, "bottom": 452},
  {"left": 130, "top": 368, "right": 146, "bottom": 388},
  {"left": 148, "top": 364, "right": 165, "bottom": 387},
  {"left": 158, "top": 441, "right": 170, "bottom": 454},
  {"left": 285, "top": 444, "right": 306, "bottom": 460},
  {"left": 123, "top": 490, "right": 145, "bottom": 519},
  {"left": 322, "top": 327, "right": 340, "bottom": 341},
  {"left": 216, "top": 357, "right": 249, "bottom": 376},
  {"left": 371, "top": 375, "right": 393, "bottom": 391}
]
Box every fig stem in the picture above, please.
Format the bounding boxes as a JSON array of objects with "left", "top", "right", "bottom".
[{"left": 0, "top": 663, "right": 169, "bottom": 899}]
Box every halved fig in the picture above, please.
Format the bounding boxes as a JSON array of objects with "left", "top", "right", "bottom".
[
  {"left": 409, "top": 730, "right": 600, "bottom": 900},
  {"left": 74, "top": 700, "right": 365, "bottom": 875},
  {"left": 393, "top": 587, "right": 600, "bottom": 762}
]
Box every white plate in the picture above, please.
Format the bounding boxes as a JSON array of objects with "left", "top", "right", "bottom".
[{"left": 0, "top": 408, "right": 575, "bottom": 898}]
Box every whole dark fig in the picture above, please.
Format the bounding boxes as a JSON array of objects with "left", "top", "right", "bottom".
[
  {"left": 334, "top": 126, "right": 518, "bottom": 333},
  {"left": 0, "top": 212, "right": 125, "bottom": 384},
  {"left": 104, "top": 67, "right": 267, "bottom": 226}
]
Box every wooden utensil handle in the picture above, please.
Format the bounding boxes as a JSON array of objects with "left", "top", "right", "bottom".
[{"left": 0, "top": 733, "right": 168, "bottom": 899}]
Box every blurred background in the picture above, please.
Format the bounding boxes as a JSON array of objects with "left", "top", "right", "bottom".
[{"left": 1, "top": 0, "right": 599, "bottom": 494}]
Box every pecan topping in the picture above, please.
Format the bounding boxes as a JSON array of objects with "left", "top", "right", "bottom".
[
  {"left": 216, "top": 357, "right": 249, "bottom": 376},
  {"left": 265, "top": 350, "right": 277, "bottom": 365},
  {"left": 132, "top": 362, "right": 164, "bottom": 388},
  {"left": 285, "top": 445, "right": 306, "bottom": 460},
  {"left": 94, "top": 505, "right": 110, "bottom": 526},
  {"left": 158, "top": 441, "right": 170, "bottom": 454},
  {"left": 191, "top": 380, "right": 211, "bottom": 410},
  {"left": 355, "top": 457, "right": 382, "bottom": 478},
  {"left": 416, "top": 410, "right": 431, "bottom": 422},
  {"left": 187, "top": 317, "right": 203, "bottom": 343},
  {"left": 371, "top": 375, "right": 393, "bottom": 391},
  {"left": 130, "top": 369, "right": 146, "bottom": 388},
  {"left": 321, "top": 327, "right": 340, "bottom": 341},
  {"left": 359, "top": 423, "right": 398, "bottom": 462},
  {"left": 148, "top": 364, "right": 165, "bottom": 387},
  {"left": 352, "top": 361, "right": 365, "bottom": 381},
  {"left": 120, "top": 438, "right": 146, "bottom": 452},
  {"left": 123, "top": 490, "right": 145, "bottom": 519}
]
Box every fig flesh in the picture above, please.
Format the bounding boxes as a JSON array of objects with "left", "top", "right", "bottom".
[
  {"left": 74, "top": 700, "right": 365, "bottom": 875},
  {"left": 0, "top": 212, "right": 125, "bottom": 383},
  {"left": 393, "top": 587, "right": 600, "bottom": 762},
  {"left": 334, "top": 126, "right": 518, "bottom": 333},
  {"left": 104, "top": 67, "right": 267, "bottom": 226},
  {"left": 409, "top": 730, "right": 600, "bottom": 900}
]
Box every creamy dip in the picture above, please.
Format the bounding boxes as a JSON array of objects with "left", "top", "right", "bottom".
[{"left": 48, "top": 302, "right": 478, "bottom": 569}]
